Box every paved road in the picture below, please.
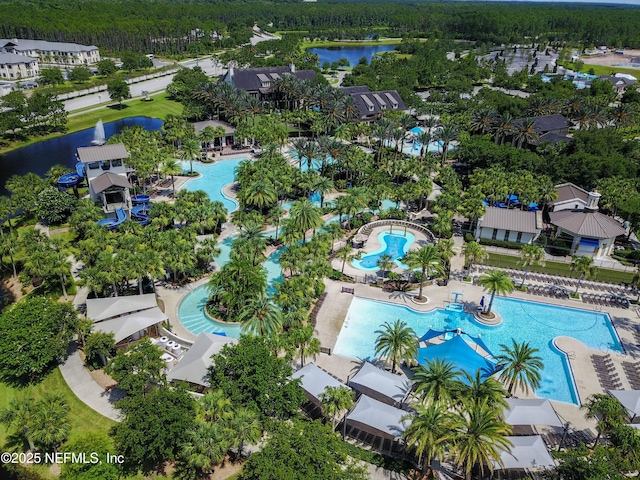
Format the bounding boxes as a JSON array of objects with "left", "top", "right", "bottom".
[{"left": 63, "top": 57, "right": 227, "bottom": 112}]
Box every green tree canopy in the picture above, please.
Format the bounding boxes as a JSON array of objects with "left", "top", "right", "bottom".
[
  {"left": 0, "top": 297, "right": 77, "bottom": 385},
  {"left": 104, "top": 338, "right": 165, "bottom": 395}
]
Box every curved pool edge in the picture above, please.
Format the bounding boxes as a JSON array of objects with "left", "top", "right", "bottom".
[
  {"left": 351, "top": 230, "right": 415, "bottom": 271},
  {"left": 551, "top": 336, "right": 582, "bottom": 406}
]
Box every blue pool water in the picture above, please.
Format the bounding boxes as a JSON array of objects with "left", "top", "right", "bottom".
[
  {"left": 334, "top": 296, "right": 623, "bottom": 404},
  {"left": 181, "top": 158, "right": 246, "bottom": 213},
  {"left": 351, "top": 230, "right": 415, "bottom": 271}
]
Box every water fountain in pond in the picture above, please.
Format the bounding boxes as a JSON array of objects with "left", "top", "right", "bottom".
[{"left": 91, "top": 119, "right": 106, "bottom": 145}]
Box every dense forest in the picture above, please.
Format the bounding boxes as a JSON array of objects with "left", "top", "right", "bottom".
[{"left": 2, "top": 1, "right": 640, "bottom": 54}]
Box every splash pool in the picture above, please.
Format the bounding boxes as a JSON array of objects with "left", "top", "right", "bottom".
[
  {"left": 351, "top": 230, "right": 415, "bottom": 271},
  {"left": 334, "top": 296, "right": 623, "bottom": 404},
  {"left": 181, "top": 158, "right": 246, "bottom": 212}
]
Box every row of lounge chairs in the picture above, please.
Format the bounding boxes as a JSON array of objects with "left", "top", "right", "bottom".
[
  {"left": 526, "top": 284, "right": 570, "bottom": 299},
  {"left": 591, "top": 354, "right": 623, "bottom": 390},
  {"left": 622, "top": 362, "right": 640, "bottom": 390},
  {"left": 582, "top": 292, "right": 631, "bottom": 309}
]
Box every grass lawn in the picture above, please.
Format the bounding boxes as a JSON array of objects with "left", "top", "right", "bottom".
[
  {"left": 481, "top": 252, "right": 635, "bottom": 284},
  {"left": 559, "top": 61, "right": 640, "bottom": 78},
  {"left": 0, "top": 93, "right": 182, "bottom": 155}
]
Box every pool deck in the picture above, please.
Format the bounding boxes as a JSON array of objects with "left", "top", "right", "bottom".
[{"left": 311, "top": 277, "right": 640, "bottom": 434}]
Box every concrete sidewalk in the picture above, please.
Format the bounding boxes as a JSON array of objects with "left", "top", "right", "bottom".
[{"left": 59, "top": 341, "right": 123, "bottom": 422}]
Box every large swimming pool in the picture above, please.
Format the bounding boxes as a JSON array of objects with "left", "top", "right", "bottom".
[
  {"left": 351, "top": 230, "right": 414, "bottom": 271},
  {"left": 334, "top": 296, "right": 623, "bottom": 404},
  {"left": 181, "top": 158, "right": 246, "bottom": 212}
]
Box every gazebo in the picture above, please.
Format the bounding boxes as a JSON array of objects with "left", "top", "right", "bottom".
[
  {"left": 492, "top": 435, "right": 555, "bottom": 473},
  {"left": 348, "top": 362, "right": 412, "bottom": 407},
  {"left": 292, "top": 363, "right": 346, "bottom": 407},
  {"left": 503, "top": 398, "right": 563, "bottom": 435}
]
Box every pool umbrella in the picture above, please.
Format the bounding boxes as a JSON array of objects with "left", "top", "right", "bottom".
[
  {"left": 416, "top": 335, "right": 496, "bottom": 383},
  {"left": 409, "top": 126, "right": 423, "bottom": 135},
  {"left": 608, "top": 390, "right": 640, "bottom": 421}
]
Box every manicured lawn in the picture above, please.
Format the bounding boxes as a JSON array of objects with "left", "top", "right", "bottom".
[
  {"left": 481, "top": 252, "right": 635, "bottom": 284},
  {"left": 0, "top": 367, "right": 116, "bottom": 448},
  {"left": 0, "top": 93, "right": 181, "bottom": 155},
  {"left": 559, "top": 61, "right": 640, "bottom": 78}
]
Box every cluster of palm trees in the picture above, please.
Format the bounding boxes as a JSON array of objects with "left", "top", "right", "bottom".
[
  {"left": 174, "top": 389, "right": 262, "bottom": 479},
  {"left": 372, "top": 319, "right": 545, "bottom": 479},
  {"left": 1, "top": 394, "right": 71, "bottom": 453}
]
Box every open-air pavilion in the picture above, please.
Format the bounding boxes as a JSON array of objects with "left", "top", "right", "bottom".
[
  {"left": 503, "top": 398, "right": 564, "bottom": 435},
  {"left": 492, "top": 435, "right": 555, "bottom": 474},
  {"left": 292, "top": 362, "right": 346, "bottom": 406},
  {"left": 166, "top": 332, "right": 237, "bottom": 390},
  {"left": 344, "top": 394, "right": 408, "bottom": 454},
  {"left": 86, "top": 293, "right": 166, "bottom": 347},
  {"left": 348, "top": 362, "right": 412, "bottom": 407},
  {"left": 608, "top": 390, "right": 640, "bottom": 422},
  {"left": 416, "top": 334, "right": 496, "bottom": 383}
]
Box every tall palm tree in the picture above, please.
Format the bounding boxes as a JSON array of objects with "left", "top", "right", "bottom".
[
  {"left": 570, "top": 255, "right": 598, "bottom": 295},
  {"left": 336, "top": 245, "right": 354, "bottom": 273},
  {"left": 239, "top": 294, "right": 283, "bottom": 336},
  {"left": 495, "top": 340, "right": 543, "bottom": 396},
  {"left": 312, "top": 176, "right": 334, "bottom": 208},
  {"left": 374, "top": 319, "right": 417, "bottom": 373},
  {"left": 469, "top": 107, "right": 497, "bottom": 135},
  {"left": 477, "top": 269, "right": 514, "bottom": 315},
  {"left": 197, "top": 389, "right": 233, "bottom": 423},
  {"left": 178, "top": 421, "right": 230, "bottom": 477},
  {"left": 582, "top": 393, "right": 627, "bottom": 448},
  {"left": 228, "top": 407, "right": 261, "bottom": 461},
  {"left": 289, "top": 198, "right": 322, "bottom": 244},
  {"left": 376, "top": 254, "right": 394, "bottom": 279},
  {"left": 459, "top": 370, "right": 508, "bottom": 409},
  {"left": 161, "top": 157, "right": 182, "bottom": 195},
  {"left": 462, "top": 241, "right": 487, "bottom": 273},
  {"left": 436, "top": 239, "right": 455, "bottom": 280},
  {"left": 30, "top": 394, "right": 70, "bottom": 452},
  {"left": 319, "top": 386, "right": 354, "bottom": 430},
  {"left": 436, "top": 123, "right": 459, "bottom": 165},
  {"left": 197, "top": 126, "right": 216, "bottom": 150},
  {"left": 512, "top": 118, "right": 539, "bottom": 148},
  {"left": 403, "top": 245, "right": 445, "bottom": 302},
  {"left": 289, "top": 325, "right": 321, "bottom": 367},
  {"left": 412, "top": 358, "right": 462, "bottom": 405},
  {"left": 452, "top": 399, "right": 513, "bottom": 480},
  {"left": 402, "top": 403, "right": 460, "bottom": 478},
  {"left": 181, "top": 138, "right": 201, "bottom": 175},
  {"left": 518, "top": 244, "right": 545, "bottom": 287}
]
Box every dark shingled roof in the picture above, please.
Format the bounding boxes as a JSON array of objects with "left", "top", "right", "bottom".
[
  {"left": 349, "top": 89, "right": 406, "bottom": 118},
  {"left": 537, "top": 132, "right": 571, "bottom": 145},
  {"left": 339, "top": 86, "right": 370, "bottom": 94},
  {"left": 480, "top": 207, "right": 542, "bottom": 235},
  {"left": 90, "top": 172, "right": 130, "bottom": 194},
  {"left": 549, "top": 210, "right": 626, "bottom": 239},
  {"left": 77, "top": 144, "right": 129, "bottom": 163},
  {"left": 224, "top": 66, "right": 315, "bottom": 92},
  {"left": 513, "top": 114, "right": 571, "bottom": 134}
]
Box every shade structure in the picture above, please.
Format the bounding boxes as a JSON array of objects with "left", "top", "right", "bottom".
[
  {"left": 348, "top": 362, "right": 412, "bottom": 406},
  {"left": 346, "top": 394, "right": 408, "bottom": 439},
  {"left": 416, "top": 335, "right": 496, "bottom": 382},
  {"left": 167, "top": 332, "right": 237, "bottom": 387},
  {"left": 419, "top": 329, "right": 493, "bottom": 357},
  {"left": 492, "top": 435, "right": 555, "bottom": 470},
  {"left": 92, "top": 306, "right": 167, "bottom": 343},
  {"left": 409, "top": 126, "right": 423, "bottom": 135},
  {"left": 609, "top": 390, "right": 640, "bottom": 419},
  {"left": 292, "top": 363, "right": 346, "bottom": 405},
  {"left": 86, "top": 293, "right": 159, "bottom": 322},
  {"left": 503, "top": 398, "right": 563, "bottom": 427}
]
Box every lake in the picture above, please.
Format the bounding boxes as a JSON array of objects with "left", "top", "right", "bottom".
[
  {"left": 0, "top": 117, "right": 163, "bottom": 196},
  {"left": 308, "top": 45, "right": 396, "bottom": 67}
]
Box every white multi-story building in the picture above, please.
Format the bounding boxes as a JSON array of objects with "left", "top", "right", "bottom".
[
  {"left": 0, "top": 52, "right": 39, "bottom": 80},
  {"left": 0, "top": 38, "right": 100, "bottom": 66}
]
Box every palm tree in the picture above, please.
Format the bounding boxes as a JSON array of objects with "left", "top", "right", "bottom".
[
  {"left": 477, "top": 269, "right": 514, "bottom": 315},
  {"left": 570, "top": 255, "right": 598, "bottom": 295},
  {"left": 181, "top": 138, "right": 201, "bottom": 175},
  {"left": 512, "top": 117, "right": 539, "bottom": 148},
  {"left": 179, "top": 421, "right": 230, "bottom": 477},
  {"left": 239, "top": 294, "right": 283, "bottom": 336},
  {"left": 376, "top": 253, "right": 394, "bottom": 279},
  {"left": 228, "top": 407, "right": 261, "bottom": 461},
  {"left": 289, "top": 198, "right": 322, "bottom": 244},
  {"left": 518, "top": 244, "right": 545, "bottom": 287},
  {"left": 403, "top": 245, "right": 445, "bottom": 302},
  {"left": 435, "top": 123, "right": 459, "bottom": 165},
  {"left": 243, "top": 179, "right": 277, "bottom": 210},
  {"left": 374, "top": 319, "right": 417, "bottom": 373},
  {"left": 452, "top": 399, "right": 513, "bottom": 480},
  {"left": 289, "top": 325, "right": 321, "bottom": 367},
  {"left": 470, "top": 107, "right": 497, "bottom": 135},
  {"left": 197, "top": 126, "right": 216, "bottom": 150},
  {"left": 267, "top": 205, "right": 285, "bottom": 242},
  {"left": 462, "top": 241, "right": 487, "bottom": 274},
  {"left": 325, "top": 222, "right": 344, "bottom": 252},
  {"left": 402, "top": 403, "right": 460, "bottom": 478},
  {"left": 459, "top": 370, "right": 508, "bottom": 409},
  {"left": 582, "top": 393, "right": 627, "bottom": 448},
  {"left": 30, "top": 394, "right": 70, "bottom": 452},
  {"left": 161, "top": 157, "right": 182, "bottom": 195},
  {"left": 336, "top": 245, "right": 354, "bottom": 273},
  {"left": 0, "top": 397, "right": 36, "bottom": 451},
  {"left": 437, "top": 239, "right": 455, "bottom": 280},
  {"left": 197, "top": 389, "right": 233, "bottom": 423},
  {"left": 312, "top": 176, "right": 334, "bottom": 208},
  {"left": 495, "top": 340, "right": 543, "bottom": 396},
  {"left": 412, "top": 358, "right": 462, "bottom": 405},
  {"left": 319, "top": 385, "right": 354, "bottom": 430}
]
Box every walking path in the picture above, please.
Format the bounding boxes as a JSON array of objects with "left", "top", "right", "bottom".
[{"left": 58, "top": 341, "right": 123, "bottom": 422}]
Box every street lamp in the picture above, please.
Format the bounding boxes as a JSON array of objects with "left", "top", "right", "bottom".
[{"left": 98, "top": 94, "right": 102, "bottom": 104}]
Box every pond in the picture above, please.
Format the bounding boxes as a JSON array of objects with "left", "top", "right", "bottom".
[
  {"left": 0, "top": 117, "right": 163, "bottom": 196},
  {"left": 308, "top": 44, "right": 396, "bottom": 67}
]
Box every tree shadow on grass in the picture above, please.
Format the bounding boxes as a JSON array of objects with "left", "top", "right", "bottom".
[{"left": 106, "top": 104, "right": 130, "bottom": 111}]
